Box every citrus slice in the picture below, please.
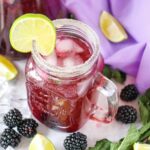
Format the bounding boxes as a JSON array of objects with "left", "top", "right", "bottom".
[
  {"left": 29, "top": 134, "right": 55, "bottom": 150},
  {"left": 0, "top": 55, "right": 18, "bottom": 80},
  {"left": 9, "top": 13, "right": 56, "bottom": 56},
  {"left": 100, "top": 11, "right": 128, "bottom": 43},
  {"left": 134, "top": 143, "right": 150, "bottom": 150}
]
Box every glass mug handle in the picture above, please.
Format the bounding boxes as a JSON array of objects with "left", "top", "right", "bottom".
[{"left": 90, "top": 73, "right": 118, "bottom": 123}]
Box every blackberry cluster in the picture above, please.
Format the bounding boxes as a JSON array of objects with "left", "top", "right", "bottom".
[
  {"left": 0, "top": 108, "right": 38, "bottom": 149},
  {"left": 120, "top": 84, "right": 139, "bottom": 101},
  {"left": 64, "top": 132, "right": 87, "bottom": 150},
  {"left": 3, "top": 108, "right": 22, "bottom": 128},
  {"left": 0, "top": 128, "right": 21, "bottom": 149},
  {"left": 17, "top": 119, "right": 38, "bottom": 138},
  {"left": 115, "top": 105, "right": 137, "bottom": 124}
]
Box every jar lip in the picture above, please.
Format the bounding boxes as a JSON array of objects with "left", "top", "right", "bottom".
[{"left": 32, "top": 19, "right": 100, "bottom": 78}]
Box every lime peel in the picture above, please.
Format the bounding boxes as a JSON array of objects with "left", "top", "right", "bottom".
[
  {"left": 9, "top": 13, "right": 56, "bottom": 56},
  {"left": 100, "top": 11, "right": 128, "bottom": 43},
  {"left": 134, "top": 143, "right": 150, "bottom": 150},
  {"left": 0, "top": 55, "right": 18, "bottom": 80},
  {"left": 29, "top": 133, "right": 55, "bottom": 150}
]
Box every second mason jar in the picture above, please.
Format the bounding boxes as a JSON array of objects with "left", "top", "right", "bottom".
[{"left": 0, "top": 0, "right": 67, "bottom": 59}]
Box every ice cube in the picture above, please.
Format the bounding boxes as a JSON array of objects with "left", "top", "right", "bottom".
[
  {"left": 74, "top": 55, "right": 84, "bottom": 65},
  {"left": 74, "top": 42, "right": 84, "bottom": 53},
  {"left": 44, "top": 51, "right": 57, "bottom": 66},
  {"left": 57, "top": 58, "right": 64, "bottom": 67},
  {"left": 77, "top": 77, "right": 93, "bottom": 96},
  {"left": 63, "top": 55, "right": 83, "bottom": 67},
  {"left": 56, "top": 39, "right": 75, "bottom": 57},
  {"left": 63, "top": 56, "right": 75, "bottom": 67}
]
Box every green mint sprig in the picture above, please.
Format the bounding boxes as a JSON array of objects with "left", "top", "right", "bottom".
[
  {"left": 102, "top": 65, "right": 126, "bottom": 84},
  {"left": 88, "top": 123, "right": 150, "bottom": 150},
  {"left": 139, "top": 88, "right": 150, "bottom": 125}
]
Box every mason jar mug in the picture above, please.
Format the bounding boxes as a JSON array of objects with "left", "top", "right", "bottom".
[{"left": 25, "top": 19, "right": 118, "bottom": 132}]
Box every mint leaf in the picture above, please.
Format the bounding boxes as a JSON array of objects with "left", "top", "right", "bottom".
[
  {"left": 139, "top": 122, "right": 150, "bottom": 135},
  {"left": 110, "top": 142, "right": 121, "bottom": 150},
  {"left": 112, "top": 69, "right": 126, "bottom": 83},
  {"left": 139, "top": 97, "right": 150, "bottom": 125},
  {"left": 102, "top": 65, "right": 112, "bottom": 79},
  {"left": 145, "top": 89, "right": 150, "bottom": 98},
  {"left": 139, "top": 91, "right": 150, "bottom": 125},
  {"left": 139, "top": 130, "right": 150, "bottom": 142},
  {"left": 88, "top": 123, "right": 150, "bottom": 150},
  {"left": 139, "top": 122, "right": 150, "bottom": 142},
  {"left": 118, "top": 124, "right": 140, "bottom": 150},
  {"left": 88, "top": 139, "right": 111, "bottom": 150}
]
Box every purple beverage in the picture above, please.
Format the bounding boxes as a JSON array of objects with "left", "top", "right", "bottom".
[{"left": 25, "top": 19, "right": 118, "bottom": 132}]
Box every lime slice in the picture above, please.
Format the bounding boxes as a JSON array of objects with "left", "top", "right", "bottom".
[
  {"left": 9, "top": 13, "right": 56, "bottom": 56},
  {"left": 29, "top": 134, "right": 55, "bottom": 150},
  {"left": 0, "top": 55, "right": 18, "bottom": 80},
  {"left": 100, "top": 11, "right": 128, "bottom": 43},
  {"left": 134, "top": 143, "right": 150, "bottom": 150}
]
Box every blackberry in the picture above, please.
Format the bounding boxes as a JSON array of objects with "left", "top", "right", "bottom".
[
  {"left": 115, "top": 105, "right": 137, "bottom": 123},
  {"left": 0, "top": 128, "right": 21, "bottom": 149},
  {"left": 17, "top": 118, "right": 38, "bottom": 138},
  {"left": 64, "top": 132, "right": 87, "bottom": 150},
  {"left": 3, "top": 108, "right": 22, "bottom": 128},
  {"left": 22, "top": 118, "right": 38, "bottom": 128},
  {"left": 120, "top": 84, "right": 139, "bottom": 101},
  {"left": 68, "top": 13, "right": 76, "bottom": 19}
]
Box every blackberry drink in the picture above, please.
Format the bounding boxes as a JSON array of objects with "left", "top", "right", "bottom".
[
  {"left": 25, "top": 19, "right": 118, "bottom": 132},
  {"left": 26, "top": 33, "right": 94, "bottom": 131}
]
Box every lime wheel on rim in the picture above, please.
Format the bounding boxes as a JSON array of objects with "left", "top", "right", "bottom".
[{"left": 9, "top": 13, "right": 56, "bottom": 56}]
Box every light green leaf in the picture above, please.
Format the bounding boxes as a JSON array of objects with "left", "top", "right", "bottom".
[
  {"left": 139, "top": 122, "right": 150, "bottom": 135},
  {"left": 110, "top": 142, "right": 121, "bottom": 150},
  {"left": 139, "top": 122, "right": 150, "bottom": 142},
  {"left": 118, "top": 124, "right": 140, "bottom": 150},
  {"left": 139, "top": 98, "right": 150, "bottom": 125},
  {"left": 88, "top": 139, "right": 111, "bottom": 150},
  {"left": 139, "top": 89, "right": 150, "bottom": 125}
]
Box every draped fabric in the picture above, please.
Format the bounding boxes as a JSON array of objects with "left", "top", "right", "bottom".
[{"left": 62, "top": 0, "right": 150, "bottom": 93}]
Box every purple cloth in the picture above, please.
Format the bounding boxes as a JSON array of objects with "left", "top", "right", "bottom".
[{"left": 62, "top": 0, "right": 150, "bottom": 93}]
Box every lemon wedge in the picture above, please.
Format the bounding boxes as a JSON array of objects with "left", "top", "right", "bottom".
[
  {"left": 134, "top": 143, "right": 150, "bottom": 150},
  {"left": 29, "top": 134, "right": 55, "bottom": 150},
  {"left": 9, "top": 13, "right": 56, "bottom": 56},
  {"left": 100, "top": 11, "right": 128, "bottom": 42},
  {"left": 0, "top": 55, "right": 18, "bottom": 80}
]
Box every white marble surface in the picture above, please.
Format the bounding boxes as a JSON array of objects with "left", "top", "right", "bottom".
[{"left": 0, "top": 59, "right": 141, "bottom": 150}]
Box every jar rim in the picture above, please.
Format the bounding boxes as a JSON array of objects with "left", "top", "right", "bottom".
[{"left": 32, "top": 19, "right": 100, "bottom": 78}]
